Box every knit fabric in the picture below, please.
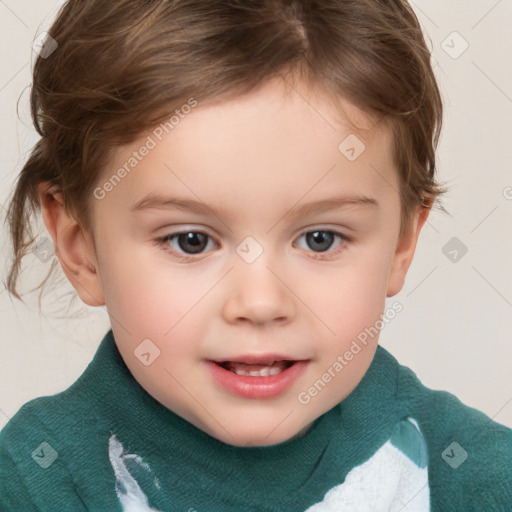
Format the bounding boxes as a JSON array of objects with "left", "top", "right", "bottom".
[{"left": 1, "top": 329, "right": 511, "bottom": 511}]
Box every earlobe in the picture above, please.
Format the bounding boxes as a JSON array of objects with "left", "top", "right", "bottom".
[
  {"left": 37, "top": 182, "right": 105, "bottom": 307},
  {"left": 386, "top": 205, "right": 430, "bottom": 297}
]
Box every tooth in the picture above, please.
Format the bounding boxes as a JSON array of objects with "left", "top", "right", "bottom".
[{"left": 227, "top": 362, "right": 291, "bottom": 377}]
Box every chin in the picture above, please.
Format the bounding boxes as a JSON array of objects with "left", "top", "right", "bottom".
[
  {"left": 220, "top": 432, "right": 290, "bottom": 448},
  {"left": 207, "top": 421, "right": 310, "bottom": 448}
]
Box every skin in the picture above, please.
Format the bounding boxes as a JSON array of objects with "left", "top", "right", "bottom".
[{"left": 38, "top": 76, "right": 429, "bottom": 447}]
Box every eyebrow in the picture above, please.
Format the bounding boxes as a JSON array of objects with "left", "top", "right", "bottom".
[{"left": 130, "top": 193, "right": 379, "bottom": 218}]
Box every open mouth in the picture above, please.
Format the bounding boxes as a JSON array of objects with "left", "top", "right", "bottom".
[
  {"left": 216, "top": 360, "right": 296, "bottom": 377},
  {"left": 206, "top": 358, "right": 309, "bottom": 399}
]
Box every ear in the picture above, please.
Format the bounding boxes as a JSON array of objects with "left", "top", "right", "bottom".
[
  {"left": 38, "top": 182, "right": 105, "bottom": 307},
  {"left": 386, "top": 204, "right": 430, "bottom": 297}
]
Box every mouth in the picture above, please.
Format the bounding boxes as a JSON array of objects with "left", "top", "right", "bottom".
[
  {"left": 216, "top": 360, "right": 296, "bottom": 377},
  {"left": 206, "top": 357, "right": 309, "bottom": 399}
]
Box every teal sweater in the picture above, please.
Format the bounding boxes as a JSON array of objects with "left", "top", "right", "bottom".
[{"left": 0, "top": 330, "right": 510, "bottom": 511}]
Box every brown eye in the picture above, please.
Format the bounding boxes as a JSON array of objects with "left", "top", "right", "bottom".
[
  {"left": 160, "top": 231, "right": 215, "bottom": 256},
  {"left": 176, "top": 232, "right": 209, "bottom": 254}
]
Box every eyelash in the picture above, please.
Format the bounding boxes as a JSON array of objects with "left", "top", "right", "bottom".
[{"left": 155, "top": 228, "right": 350, "bottom": 262}]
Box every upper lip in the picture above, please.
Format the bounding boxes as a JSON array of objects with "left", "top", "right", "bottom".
[{"left": 209, "top": 354, "right": 303, "bottom": 365}]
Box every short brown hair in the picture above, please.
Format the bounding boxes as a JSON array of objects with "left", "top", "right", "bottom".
[{"left": 4, "top": 0, "right": 447, "bottom": 300}]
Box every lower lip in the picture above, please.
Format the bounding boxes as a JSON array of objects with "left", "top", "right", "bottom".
[{"left": 205, "top": 360, "right": 309, "bottom": 399}]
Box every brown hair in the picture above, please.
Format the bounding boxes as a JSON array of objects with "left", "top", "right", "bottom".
[{"left": 4, "top": 0, "right": 447, "bottom": 301}]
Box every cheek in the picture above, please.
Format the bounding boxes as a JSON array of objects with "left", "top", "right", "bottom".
[
  {"left": 312, "top": 250, "right": 394, "bottom": 335},
  {"left": 99, "top": 244, "right": 220, "bottom": 341},
  {"left": 95, "top": 241, "right": 170, "bottom": 330}
]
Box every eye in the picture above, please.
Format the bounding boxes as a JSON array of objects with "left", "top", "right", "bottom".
[
  {"left": 294, "top": 229, "right": 347, "bottom": 256},
  {"left": 157, "top": 231, "right": 217, "bottom": 259},
  {"left": 156, "top": 228, "right": 348, "bottom": 262}
]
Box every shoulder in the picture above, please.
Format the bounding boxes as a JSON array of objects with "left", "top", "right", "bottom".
[
  {"left": 388, "top": 350, "right": 512, "bottom": 511},
  {"left": 0, "top": 388, "right": 105, "bottom": 510},
  {"left": 0, "top": 413, "right": 38, "bottom": 511},
  {"left": 0, "top": 396, "right": 56, "bottom": 508},
  {"left": 0, "top": 331, "right": 129, "bottom": 509}
]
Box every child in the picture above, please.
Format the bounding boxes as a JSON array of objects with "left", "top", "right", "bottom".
[{"left": 1, "top": 0, "right": 511, "bottom": 510}]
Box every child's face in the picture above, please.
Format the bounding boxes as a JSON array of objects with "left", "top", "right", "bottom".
[{"left": 83, "top": 77, "right": 426, "bottom": 446}]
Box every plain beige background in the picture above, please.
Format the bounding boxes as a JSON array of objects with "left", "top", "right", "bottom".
[{"left": 1, "top": 0, "right": 511, "bottom": 432}]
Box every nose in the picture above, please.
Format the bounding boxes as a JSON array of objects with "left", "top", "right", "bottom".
[{"left": 221, "top": 255, "right": 296, "bottom": 326}]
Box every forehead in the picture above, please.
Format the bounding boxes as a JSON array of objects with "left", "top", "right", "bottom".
[{"left": 99, "top": 77, "right": 398, "bottom": 220}]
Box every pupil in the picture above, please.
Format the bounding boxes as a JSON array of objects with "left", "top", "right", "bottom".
[
  {"left": 307, "top": 231, "right": 333, "bottom": 252},
  {"left": 179, "top": 233, "right": 207, "bottom": 254}
]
